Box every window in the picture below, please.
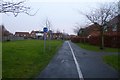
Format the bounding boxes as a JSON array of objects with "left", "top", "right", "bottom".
[
  {"left": 112, "top": 25, "right": 117, "bottom": 31},
  {"left": 105, "top": 29, "right": 108, "bottom": 32},
  {"left": 104, "top": 25, "right": 108, "bottom": 32},
  {"left": 87, "top": 35, "right": 91, "bottom": 38}
]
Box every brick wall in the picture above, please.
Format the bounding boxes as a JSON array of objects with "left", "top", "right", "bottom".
[{"left": 71, "top": 34, "right": 120, "bottom": 48}]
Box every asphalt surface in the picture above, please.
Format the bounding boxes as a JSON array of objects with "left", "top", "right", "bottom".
[
  {"left": 69, "top": 42, "right": 119, "bottom": 78},
  {"left": 37, "top": 41, "right": 79, "bottom": 78},
  {"left": 36, "top": 41, "right": 119, "bottom": 79}
]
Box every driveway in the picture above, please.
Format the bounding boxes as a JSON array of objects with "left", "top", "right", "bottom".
[{"left": 36, "top": 41, "right": 118, "bottom": 79}]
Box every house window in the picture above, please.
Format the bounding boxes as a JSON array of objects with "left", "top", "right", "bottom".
[
  {"left": 87, "top": 35, "right": 91, "bottom": 38},
  {"left": 112, "top": 25, "right": 117, "bottom": 31},
  {"left": 105, "top": 29, "right": 108, "bottom": 32},
  {"left": 104, "top": 25, "right": 108, "bottom": 32}
]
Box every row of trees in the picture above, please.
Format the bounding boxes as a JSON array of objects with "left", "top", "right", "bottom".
[{"left": 74, "top": 2, "right": 119, "bottom": 49}]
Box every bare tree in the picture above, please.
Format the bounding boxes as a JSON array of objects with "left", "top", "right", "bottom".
[
  {"left": 85, "top": 3, "right": 118, "bottom": 25},
  {"left": 73, "top": 23, "right": 81, "bottom": 35},
  {"left": 45, "top": 19, "right": 52, "bottom": 31},
  {"left": 80, "top": 2, "right": 118, "bottom": 49},
  {"left": 73, "top": 23, "right": 88, "bottom": 36},
  {"left": 0, "top": 0, "right": 38, "bottom": 17},
  {"left": 118, "top": 1, "right": 120, "bottom": 14}
]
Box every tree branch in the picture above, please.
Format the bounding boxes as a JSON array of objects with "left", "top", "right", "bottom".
[{"left": 0, "top": 0, "right": 39, "bottom": 17}]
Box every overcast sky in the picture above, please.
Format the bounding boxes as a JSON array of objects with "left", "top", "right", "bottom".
[{"left": 0, "top": 0, "right": 118, "bottom": 35}]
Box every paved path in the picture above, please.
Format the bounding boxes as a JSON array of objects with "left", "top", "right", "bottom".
[
  {"left": 69, "top": 41, "right": 119, "bottom": 79},
  {"left": 36, "top": 41, "right": 118, "bottom": 79}
]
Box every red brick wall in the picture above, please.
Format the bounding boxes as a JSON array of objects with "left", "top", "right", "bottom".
[
  {"left": 88, "top": 36, "right": 101, "bottom": 46},
  {"left": 104, "top": 35, "right": 120, "bottom": 48},
  {"left": 71, "top": 35, "right": 120, "bottom": 48},
  {"left": 70, "top": 36, "right": 88, "bottom": 43}
]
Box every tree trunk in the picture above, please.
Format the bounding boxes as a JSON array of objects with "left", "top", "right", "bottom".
[{"left": 100, "top": 26, "right": 104, "bottom": 49}]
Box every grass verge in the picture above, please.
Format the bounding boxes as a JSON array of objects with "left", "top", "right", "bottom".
[
  {"left": 2, "top": 40, "right": 63, "bottom": 78},
  {"left": 76, "top": 43, "right": 118, "bottom": 52},
  {"left": 103, "top": 54, "right": 120, "bottom": 71}
]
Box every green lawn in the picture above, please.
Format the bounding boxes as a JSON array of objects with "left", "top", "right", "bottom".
[
  {"left": 76, "top": 43, "right": 118, "bottom": 52},
  {"left": 2, "top": 40, "right": 63, "bottom": 78},
  {"left": 103, "top": 55, "right": 120, "bottom": 71}
]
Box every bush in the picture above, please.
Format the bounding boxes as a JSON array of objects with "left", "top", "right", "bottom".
[
  {"left": 88, "top": 36, "right": 100, "bottom": 46},
  {"left": 71, "top": 36, "right": 88, "bottom": 43}
]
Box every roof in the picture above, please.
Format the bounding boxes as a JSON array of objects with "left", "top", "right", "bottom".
[
  {"left": 90, "top": 32, "right": 100, "bottom": 37},
  {"left": 108, "top": 15, "right": 120, "bottom": 25},
  {"left": 86, "top": 23, "right": 100, "bottom": 31},
  {"left": 31, "top": 30, "right": 44, "bottom": 34},
  {"left": 15, "top": 32, "right": 29, "bottom": 35}
]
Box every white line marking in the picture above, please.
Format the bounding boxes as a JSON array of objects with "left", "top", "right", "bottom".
[{"left": 67, "top": 41, "right": 84, "bottom": 80}]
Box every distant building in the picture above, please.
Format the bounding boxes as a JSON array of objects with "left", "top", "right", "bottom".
[
  {"left": 52, "top": 33, "right": 63, "bottom": 39},
  {"left": 30, "top": 30, "right": 36, "bottom": 38},
  {"left": 15, "top": 32, "right": 29, "bottom": 39},
  {"left": 78, "top": 23, "right": 100, "bottom": 38},
  {"left": 30, "top": 30, "right": 44, "bottom": 39},
  {"left": 69, "top": 35, "right": 77, "bottom": 39},
  {"left": 36, "top": 31, "right": 44, "bottom": 39},
  {"left": 14, "top": 30, "right": 44, "bottom": 39}
]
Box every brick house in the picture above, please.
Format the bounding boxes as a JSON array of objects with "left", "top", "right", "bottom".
[
  {"left": 78, "top": 23, "right": 100, "bottom": 38},
  {"left": 77, "top": 15, "right": 120, "bottom": 48},
  {"left": 106, "top": 15, "right": 120, "bottom": 32},
  {"left": 77, "top": 23, "right": 101, "bottom": 44},
  {"left": 15, "top": 32, "right": 29, "bottom": 39},
  {"left": 30, "top": 30, "right": 36, "bottom": 38},
  {"left": 103, "top": 15, "right": 120, "bottom": 48},
  {"left": 52, "top": 33, "right": 63, "bottom": 39},
  {"left": 30, "top": 30, "right": 44, "bottom": 39}
]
